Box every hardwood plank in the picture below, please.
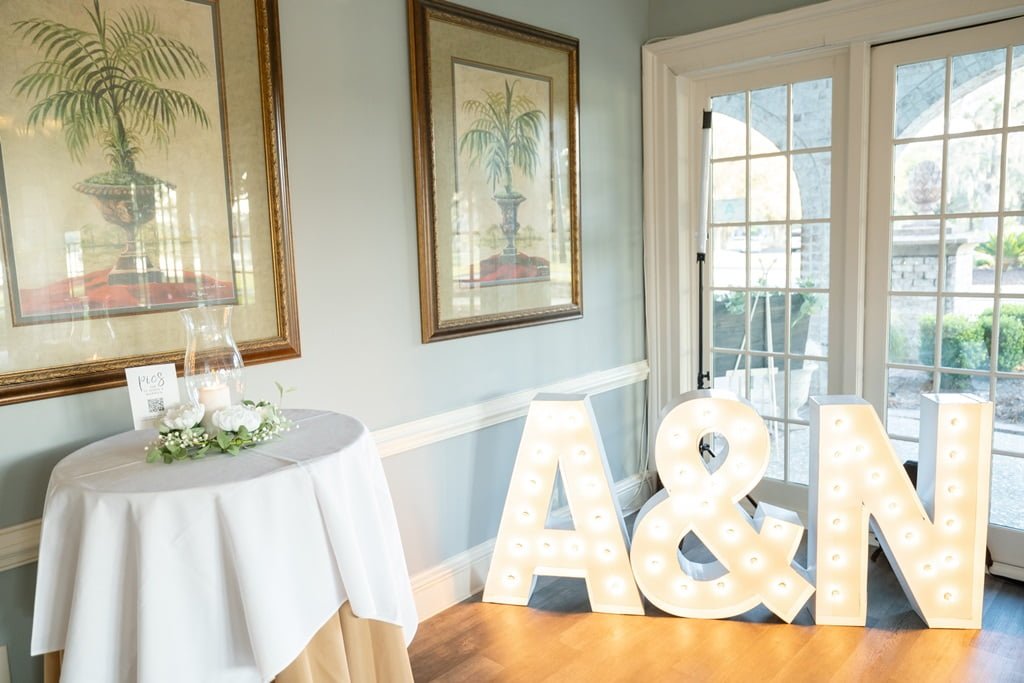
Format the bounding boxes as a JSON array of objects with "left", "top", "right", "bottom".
[{"left": 410, "top": 562, "right": 1024, "bottom": 681}]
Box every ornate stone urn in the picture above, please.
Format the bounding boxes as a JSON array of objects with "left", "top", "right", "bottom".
[
  {"left": 74, "top": 172, "right": 171, "bottom": 285},
  {"left": 494, "top": 191, "right": 526, "bottom": 257}
]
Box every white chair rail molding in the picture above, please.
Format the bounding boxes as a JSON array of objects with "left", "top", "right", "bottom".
[{"left": 486, "top": 391, "right": 994, "bottom": 629}]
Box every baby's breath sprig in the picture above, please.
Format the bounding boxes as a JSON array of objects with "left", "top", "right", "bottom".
[{"left": 146, "top": 401, "right": 294, "bottom": 464}]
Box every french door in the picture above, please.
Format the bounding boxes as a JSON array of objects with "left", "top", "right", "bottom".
[
  {"left": 695, "top": 57, "right": 847, "bottom": 506},
  {"left": 865, "top": 18, "right": 1024, "bottom": 570}
]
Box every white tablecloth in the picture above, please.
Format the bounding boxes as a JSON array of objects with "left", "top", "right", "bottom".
[{"left": 31, "top": 410, "right": 417, "bottom": 683}]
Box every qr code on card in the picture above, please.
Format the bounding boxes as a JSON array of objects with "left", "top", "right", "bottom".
[{"left": 147, "top": 397, "right": 166, "bottom": 413}]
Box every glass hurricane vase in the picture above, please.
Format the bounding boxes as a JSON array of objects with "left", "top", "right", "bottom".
[{"left": 181, "top": 306, "right": 244, "bottom": 426}]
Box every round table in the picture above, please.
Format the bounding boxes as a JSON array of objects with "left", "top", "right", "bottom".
[{"left": 31, "top": 410, "right": 417, "bottom": 683}]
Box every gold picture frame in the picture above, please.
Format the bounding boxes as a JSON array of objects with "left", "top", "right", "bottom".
[
  {"left": 408, "top": 0, "right": 581, "bottom": 342},
  {"left": 0, "top": 0, "right": 299, "bottom": 406}
]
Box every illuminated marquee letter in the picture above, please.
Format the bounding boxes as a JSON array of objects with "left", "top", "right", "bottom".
[
  {"left": 631, "top": 391, "right": 814, "bottom": 622},
  {"left": 483, "top": 394, "right": 643, "bottom": 614},
  {"left": 809, "top": 395, "right": 993, "bottom": 628}
]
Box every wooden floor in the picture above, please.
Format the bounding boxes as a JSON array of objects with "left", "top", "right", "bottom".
[{"left": 410, "top": 560, "right": 1024, "bottom": 682}]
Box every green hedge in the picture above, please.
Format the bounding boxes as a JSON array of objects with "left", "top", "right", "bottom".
[
  {"left": 981, "top": 304, "right": 1024, "bottom": 372},
  {"left": 919, "top": 305, "right": 1024, "bottom": 386}
]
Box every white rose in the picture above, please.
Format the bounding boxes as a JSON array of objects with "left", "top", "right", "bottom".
[
  {"left": 161, "top": 403, "right": 205, "bottom": 431},
  {"left": 212, "top": 404, "right": 262, "bottom": 433}
]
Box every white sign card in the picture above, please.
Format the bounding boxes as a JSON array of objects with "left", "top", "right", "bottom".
[{"left": 125, "top": 363, "right": 181, "bottom": 430}]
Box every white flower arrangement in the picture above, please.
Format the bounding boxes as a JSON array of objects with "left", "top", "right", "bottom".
[{"left": 147, "top": 399, "right": 294, "bottom": 464}]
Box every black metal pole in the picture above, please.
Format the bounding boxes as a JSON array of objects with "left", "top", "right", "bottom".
[
  {"left": 696, "top": 108, "right": 712, "bottom": 391},
  {"left": 697, "top": 254, "right": 709, "bottom": 390}
]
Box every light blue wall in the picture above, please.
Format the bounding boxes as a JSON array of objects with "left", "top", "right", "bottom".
[
  {"left": 647, "top": 0, "right": 828, "bottom": 39},
  {"left": 0, "top": 0, "right": 647, "bottom": 680}
]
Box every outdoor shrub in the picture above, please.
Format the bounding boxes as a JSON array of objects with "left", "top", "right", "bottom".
[
  {"left": 980, "top": 304, "right": 1024, "bottom": 372},
  {"left": 919, "top": 314, "right": 988, "bottom": 389},
  {"left": 888, "top": 326, "right": 908, "bottom": 362}
]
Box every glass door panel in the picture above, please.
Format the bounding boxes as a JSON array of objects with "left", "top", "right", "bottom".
[
  {"left": 703, "top": 61, "right": 836, "bottom": 487},
  {"left": 867, "top": 18, "right": 1024, "bottom": 563}
]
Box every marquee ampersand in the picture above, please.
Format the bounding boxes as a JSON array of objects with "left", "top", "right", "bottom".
[{"left": 631, "top": 390, "right": 815, "bottom": 622}]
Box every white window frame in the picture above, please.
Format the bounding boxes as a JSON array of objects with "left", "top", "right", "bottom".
[{"left": 642, "top": 0, "right": 1024, "bottom": 576}]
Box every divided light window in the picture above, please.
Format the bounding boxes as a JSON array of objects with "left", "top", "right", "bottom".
[
  {"left": 707, "top": 76, "right": 833, "bottom": 485},
  {"left": 869, "top": 27, "right": 1024, "bottom": 532}
]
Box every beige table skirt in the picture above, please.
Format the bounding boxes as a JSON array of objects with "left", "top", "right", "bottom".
[{"left": 42, "top": 602, "right": 414, "bottom": 683}]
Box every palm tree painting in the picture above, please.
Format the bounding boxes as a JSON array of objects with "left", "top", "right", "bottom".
[
  {"left": 3, "top": 0, "right": 232, "bottom": 318},
  {"left": 458, "top": 76, "right": 551, "bottom": 285}
]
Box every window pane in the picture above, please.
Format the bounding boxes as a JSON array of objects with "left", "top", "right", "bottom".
[
  {"left": 750, "top": 156, "right": 787, "bottom": 221},
  {"left": 790, "top": 358, "right": 827, "bottom": 421},
  {"left": 1005, "top": 132, "right": 1024, "bottom": 211},
  {"left": 938, "top": 297, "right": 992, "bottom": 372},
  {"left": 991, "top": 455, "right": 1024, "bottom": 530},
  {"left": 750, "top": 85, "right": 788, "bottom": 154},
  {"left": 747, "top": 359, "right": 785, "bottom": 418},
  {"left": 1000, "top": 220, "right": 1024, "bottom": 295},
  {"left": 713, "top": 159, "right": 746, "bottom": 223},
  {"left": 797, "top": 291, "right": 828, "bottom": 357},
  {"left": 886, "top": 368, "right": 932, "bottom": 439},
  {"left": 889, "top": 296, "right": 936, "bottom": 366},
  {"left": 946, "top": 134, "right": 1001, "bottom": 214},
  {"left": 712, "top": 92, "right": 746, "bottom": 158},
  {"left": 937, "top": 371, "right": 989, "bottom": 395},
  {"left": 949, "top": 49, "right": 1005, "bottom": 134},
  {"left": 891, "top": 220, "right": 940, "bottom": 292},
  {"left": 792, "top": 78, "right": 832, "bottom": 149},
  {"left": 947, "top": 216, "right": 997, "bottom": 294},
  {"left": 994, "top": 379, "right": 1024, "bottom": 454},
  {"left": 787, "top": 423, "right": 809, "bottom": 485},
  {"left": 750, "top": 225, "right": 786, "bottom": 288},
  {"left": 893, "top": 141, "right": 943, "bottom": 215},
  {"left": 748, "top": 291, "right": 785, "bottom": 353},
  {"left": 895, "top": 58, "right": 945, "bottom": 139},
  {"left": 765, "top": 420, "right": 785, "bottom": 480},
  {"left": 712, "top": 294, "right": 746, "bottom": 350},
  {"left": 711, "top": 226, "right": 746, "bottom": 287},
  {"left": 791, "top": 223, "right": 829, "bottom": 289},
  {"left": 790, "top": 151, "right": 830, "bottom": 220},
  {"left": 996, "top": 302, "right": 1024, "bottom": 372},
  {"left": 1010, "top": 46, "right": 1024, "bottom": 127},
  {"left": 711, "top": 352, "right": 746, "bottom": 396}
]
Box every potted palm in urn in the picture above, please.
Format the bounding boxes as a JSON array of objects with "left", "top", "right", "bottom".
[
  {"left": 12, "top": 0, "right": 210, "bottom": 285},
  {"left": 459, "top": 80, "right": 545, "bottom": 269}
]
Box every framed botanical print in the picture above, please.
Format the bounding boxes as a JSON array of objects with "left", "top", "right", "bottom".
[
  {"left": 0, "top": 0, "right": 299, "bottom": 405},
  {"left": 408, "top": 0, "right": 581, "bottom": 342}
]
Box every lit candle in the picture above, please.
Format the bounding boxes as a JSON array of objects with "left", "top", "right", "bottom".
[{"left": 198, "top": 383, "right": 231, "bottom": 415}]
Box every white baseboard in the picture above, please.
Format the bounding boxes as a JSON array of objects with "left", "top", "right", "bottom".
[
  {"left": 410, "top": 472, "right": 655, "bottom": 621},
  {"left": 991, "top": 562, "right": 1024, "bottom": 583},
  {"left": 410, "top": 539, "right": 497, "bottom": 623}
]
